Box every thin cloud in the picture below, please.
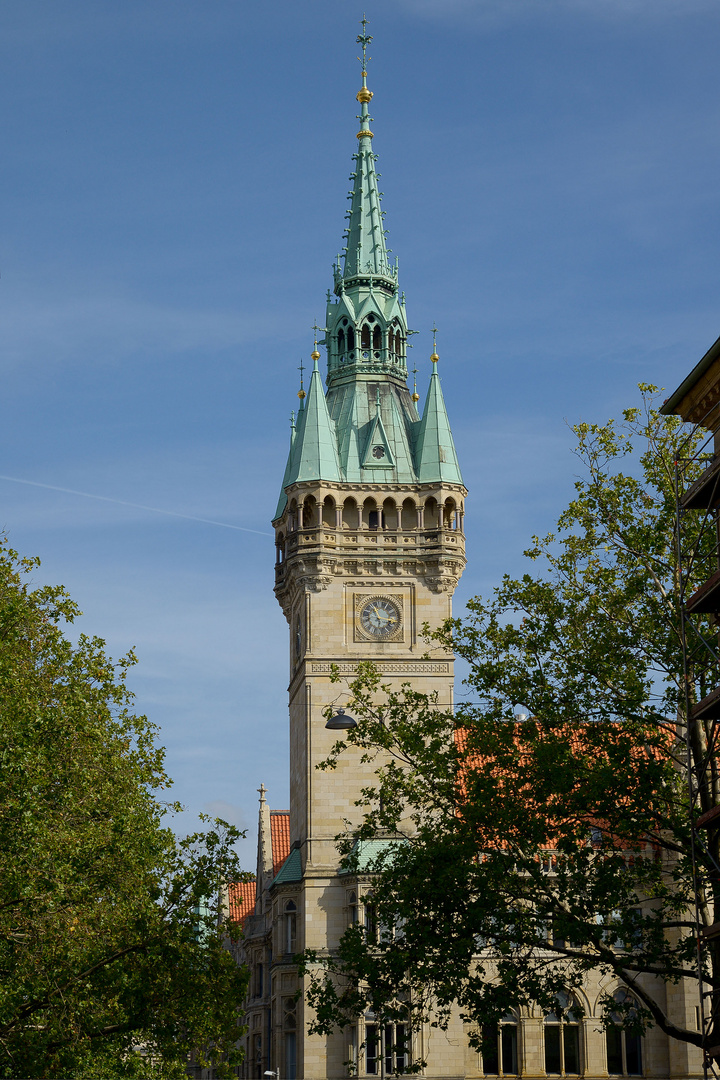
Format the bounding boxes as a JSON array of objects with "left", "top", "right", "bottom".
[{"left": 0, "top": 474, "right": 273, "bottom": 536}]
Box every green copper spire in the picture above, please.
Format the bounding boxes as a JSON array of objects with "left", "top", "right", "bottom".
[
  {"left": 414, "top": 334, "right": 463, "bottom": 485},
  {"left": 333, "top": 17, "right": 397, "bottom": 291},
  {"left": 287, "top": 342, "right": 341, "bottom": 485},
  {"left": 274, "top": 410, "right": 297, "bottom": 520}
]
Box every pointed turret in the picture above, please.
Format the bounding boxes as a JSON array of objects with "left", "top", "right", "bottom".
[
  {"left": 255, "top": 784, "right": 273, "bottom": 913},
  {"left": 287, "top": 349, "right": 341, "bottom": 485},
  {"left": 274, "top": 411, "right": 297, "bottom": 521},
  {"left": 414, "top": 343, "right": 463, "bottom": 485}
]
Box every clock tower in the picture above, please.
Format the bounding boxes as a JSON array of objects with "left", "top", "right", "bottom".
[{"left": 270, "top": 26, "right": 467, "bottom": 1079}]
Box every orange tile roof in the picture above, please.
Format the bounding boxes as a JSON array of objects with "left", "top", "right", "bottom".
[
  {"left": 270, "top": 811, "right": 291, "bottom": 877},
  {"left": 228, "top": 880, "right": 256, "bottom": 926}
]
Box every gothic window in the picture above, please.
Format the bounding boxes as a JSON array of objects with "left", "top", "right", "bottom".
[
  {"left": 606, "top": 991, "right": 643, "bottom": 1076},
  {"left": 361, "top": 324, "right": 371, "bottom": 356},
  {"left": 482, "top": 1014, "right": 519, "bottom": 1075},
  {"left": 364, "top": 895, "right": 377, "bottom": 943},
  {"left": 253, "top": 958, "right": 264, "bottom": 998},
  {"left": 347, "top": 326, "right": 355, "bottom": 353},
  {"left": 338, "top": 328, "right": 346, "bottom": 358},
  {"left": 372, "top": 324, "right": 381, "bottom": 352},
  {"left": 348, "top": 891, "right": 358, "bottom": 926},
  {"left": 365, "top": 1011, "right": 409, "bottom": 1076},
  {"left": 252, "top": 1033, "right": 263, "bottom": 1080},
  {"left": 544, "top": 993, "right": 581, "bottom": 1075},
  {"left": 284, "top": 900, "right": 297, "bottom": 955}
]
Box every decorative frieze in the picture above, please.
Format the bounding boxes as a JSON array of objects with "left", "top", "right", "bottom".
[{"left": 307, "top": 660, "right": 450, "bottom": 675}]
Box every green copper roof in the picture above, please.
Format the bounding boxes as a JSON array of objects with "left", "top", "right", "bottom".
[
  {"left": 338, "top": 838, "right": 405, "bottom": 874},
  {"left": 272, "top": 846, "right": 302, "bottom": 886},
  {"left": 326, "top": 378, "right": 419, "bottom": 484},
  {"left": 414, "top": 365, "right": 463, "bottom": 485},
  {"left": 286, "top": 359, "right": 341, "bottom": 485},
  {"left": 273, "top": 26, "right": 464, "bottom": 508}
]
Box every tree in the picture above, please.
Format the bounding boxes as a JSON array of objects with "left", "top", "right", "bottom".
[
  {"left": 0, "top": 539, "right": 250, "bottom": 1079},
  {"left": 300, "top": 387, "right": 717, "bottom": 1061}
]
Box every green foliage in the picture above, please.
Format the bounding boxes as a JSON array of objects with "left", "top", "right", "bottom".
[
  {"left": 300, "top": 389, "right": 714, "bottom": 1057},
  {"left": 0, "top": 540, "right": 250, "bottom": 1078}
]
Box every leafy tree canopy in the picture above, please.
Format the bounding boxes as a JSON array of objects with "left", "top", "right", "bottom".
[
  {"left": 300, "top": 388, "right": 715, "bottom": 1060},
  {"left": 0, "top": 539, "right": 250, "bottom": 1078}
]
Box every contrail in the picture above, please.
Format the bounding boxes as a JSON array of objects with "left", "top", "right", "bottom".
[{"left": 0, "top": 474, "right": 273, "bottom": 537}]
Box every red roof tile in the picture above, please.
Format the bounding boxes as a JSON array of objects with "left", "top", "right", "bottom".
[
  {"left": 228, "top": 880, "right": 256, "bottom": 926},
  {"left": 270, "top": 811, "right": 291, "bottom": 877}
]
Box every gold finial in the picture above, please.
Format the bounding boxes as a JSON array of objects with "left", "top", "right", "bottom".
[
  {"left": 430, "top": 323, "right": 439, "bottom": 364},
  {"left": 311, "top": 322, "right": 322, "bottom": 363},
  {"left": 411, "top": 363, "right": 419, "bottom": 403},
  {"left": 297, "top": 358, "right": 306, "bottom": 399}
]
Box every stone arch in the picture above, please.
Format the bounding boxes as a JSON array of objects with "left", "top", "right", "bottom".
[
  {"left": 302, "top": 495, "right": 318, "bottom": 528},
  {"left": 382, "top": 497, "right": 398, "bottom": 530},
  {"left": 322, "top": 495, "right": 336, "bottom": 527},
  {"left": 362, "top": 496, "right": 380, "bottom": 530},
  {"left": 424, "top": 496, "right": 440, "bottom": 529},
  {"left": 342, "top": 497, "right": 359, "bottom": 530},
  {"left": 443, "top": 497, "right": 457, "bottom": 529},
  {"left": 401, "top": 497, "right": 416, "bottom": 531}
]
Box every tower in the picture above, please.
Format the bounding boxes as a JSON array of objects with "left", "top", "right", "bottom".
[{"left": 269, "top": 21, "right": 467, "bottom": 1080}]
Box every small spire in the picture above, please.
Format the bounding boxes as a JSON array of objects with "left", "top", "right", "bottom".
[
  {"left": 257, "top": 783, "right": 267, "bottom": 805},
  {"left": 412, "top": 364, "right": 419, "bottom": 404},
  {"left": 376, "top": 386, "right": 381, "bottom": 412},
  {"left": 290, "top": 410, "right": 296, "bottom": 430},
  {"left": 430, "top": 324, "right": 439, "bottom": 366},
  {"left": 297, "top": 358, "right": 306, "bottom": 400}
]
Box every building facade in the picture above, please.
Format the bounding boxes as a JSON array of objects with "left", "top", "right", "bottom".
[{"left": 229, "top": 30, "right": 704, "bottom": 1080}]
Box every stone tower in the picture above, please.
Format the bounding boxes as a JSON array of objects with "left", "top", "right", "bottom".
[{"left": 269, "top": 23, "right": 467, "bottom": 1080}]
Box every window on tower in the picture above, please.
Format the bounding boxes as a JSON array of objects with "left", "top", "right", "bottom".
[{"left": 361, "top": 324, "right": 371, "bottom": 357}]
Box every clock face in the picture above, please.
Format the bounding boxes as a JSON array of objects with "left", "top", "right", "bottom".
[{"left": 360, "top": 597, "right": 401, "bottom": 639}]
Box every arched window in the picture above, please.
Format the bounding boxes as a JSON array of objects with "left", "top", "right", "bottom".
[
  {"left": 283, "top": 900, "right": 297, "bottom": 955},
  {"left": 372, "top": 324, "right": 381, "bottom": 352},
  {"left": 606, "top": 991, "right": 642, "bottom": 1076},
  {"left": 338, "top": 328, "right": 345, "bottom": 357},
  {"left": 361, "top": 324, "right": 371, "bottom": 355},
  {"left": 347, "top": 326, "right": 355, "bottom": 353},
  {"left": 348, "top": 891, "right": 358, "bottom": 926},
  {"left": 395, "top": 330, "right": 403, "bottom": 357},
  {"left": 545, "top": 992, "right": 581, "bottom": 1075},
  {"left": 482, "top": 1013, "right": 519, "bottom": 1075}
]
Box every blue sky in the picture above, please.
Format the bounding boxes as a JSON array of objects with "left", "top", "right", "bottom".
[{"left": 1, "top": 0, "right": 719, "bottom": 866}]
